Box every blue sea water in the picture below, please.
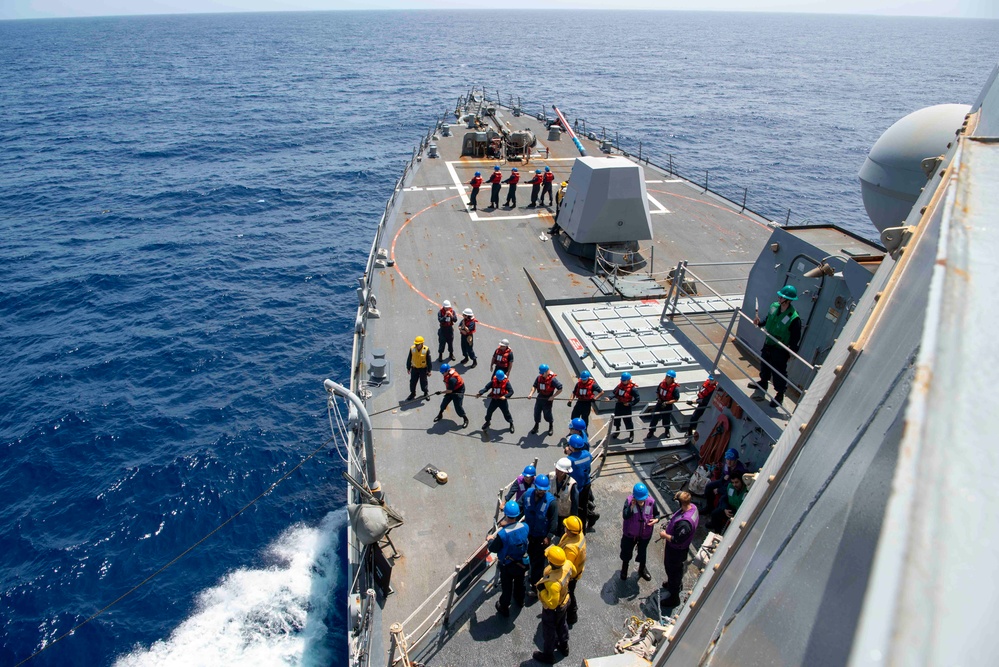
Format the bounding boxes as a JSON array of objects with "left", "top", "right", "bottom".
[{"left": 0, "top": 9, "right": 995, "bottom": 666}]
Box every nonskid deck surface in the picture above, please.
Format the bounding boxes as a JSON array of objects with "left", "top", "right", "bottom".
[{"left": 362, "top": 107, "right": 776, "bottom": 658}]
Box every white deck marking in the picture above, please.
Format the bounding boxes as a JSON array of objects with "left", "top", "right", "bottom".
[
  {"left": 424, "top": 186, "right": 447, "bottom": 191},
  {"left": 647, "top": 193, "right": 671, "bottom": 214},
  {"left": 645, "top": 180, "right": 663, "bottom": 183}
]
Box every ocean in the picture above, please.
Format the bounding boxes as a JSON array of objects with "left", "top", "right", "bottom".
[{"left": 0, "top": 9, "right": 995, "bottom": 666}]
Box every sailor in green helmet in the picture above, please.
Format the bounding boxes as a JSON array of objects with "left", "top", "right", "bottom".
[{"left": 752, "top": 284, "right": 802, "bottom": 407}]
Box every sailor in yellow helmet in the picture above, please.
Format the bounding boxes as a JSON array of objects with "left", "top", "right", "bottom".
[
  {"left": 557, "top": 515, "right": 587, "bottom": 626},
  {"left": 405, "top": 335, "right": 431, "bottom": 401},
  {"left": 533, "top": 545, "right": 576, "bottom": 664}
]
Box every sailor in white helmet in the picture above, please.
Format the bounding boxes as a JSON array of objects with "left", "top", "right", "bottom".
[
  {"left": 437, "top": 299, "right": 457, "bottom": 362},
  {"left": 490, "top": 338, "right": 514, "bottom": 378},
  {"left": 548, "top": 457, "right": 579, "bottom": 538},
  {"left": 458, "top": 307, "right": 477, "bottom": 368}
]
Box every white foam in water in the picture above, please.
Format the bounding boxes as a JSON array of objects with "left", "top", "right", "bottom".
[{"left": 116, "top": 511, "right": 344, "bottom": 667}]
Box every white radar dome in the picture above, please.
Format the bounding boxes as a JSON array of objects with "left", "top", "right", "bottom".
[{"left": 859, "top": 103, "right": 970, "bottom": 234}]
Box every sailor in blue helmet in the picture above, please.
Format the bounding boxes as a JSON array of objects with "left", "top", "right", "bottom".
[
  {"left": 620, "top": 482, "right": 660, "bottom": 581},
  {"left": 476, "top": 369, "right": 515, "bottom": 433},
  {"left": 433, "top": 363, "right": 468, "bottom": 429},
  {"left": 520, "top": 474, "right": 557, "bottom": 589},
  {"left": 540, "top": 165, "right": 556, "bottom": 206},
  {"left": 752, "top": 284, "right": 802, "bottom": 408},
  {"left": 611, "top": 372, "right": 641, "bottom": 443},
  {"left": 686, "top": 373, "right": 718, "bottom": 440},
  {"left": 527, "top": 168, "right": 543, "bottom": 208},
  {"left": 505, "top": 464, "right": 538, "bottom": 502},
  {"left": 565, "top": 434, "right": 594, "bottom": 531},
  {"left": 468, "top": 171, "right": 483, "bottom": 211},
  {"left": 528, "top": 363, "right": 563, "bottom": 435},
  {"left": 488, "top": 500, "right": 530, "bottom": 617},
  {"left": 704, "top": 448, "right": 747, "bottom": 510},
  {"left": 567, "top": 370, "right": 604, "bottom": 427},
  {"left": 647, "top": 369, "right": 680, "bottom": 440},
  {"left": 487, "top": 165, "right": 503, "bottom": 209},
  {"left": 503, "top": 166, "right": 520, "bottom": 208}
]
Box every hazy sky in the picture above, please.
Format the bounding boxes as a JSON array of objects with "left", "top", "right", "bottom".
[{"left": 2, "top": 0, "right": 997, "bottom": 20}]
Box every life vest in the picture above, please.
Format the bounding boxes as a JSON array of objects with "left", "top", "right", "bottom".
[
  {"left": 470, "top": 175, "right": 483, "bottom": 188},
  {"left": 548, "top": 473, "right": 577, "bottom": 518},
  {"left": 543, "top": 171, "right": 555, "bottom": 184},
  {"left": 511, "top": 474, "right": 532, "bottom": 501},
  {"left": 657, "top": 379, "right": 680, "bottom": 403},
  {"left": 664, "top": 504, "right": 700, "bottom": 551},
  {"left": 622, "top": 496, "right": 657, "bottom": 540},
  {"left": 443, "top": 370, "right": 464, "bottom": 392},
  {"left": 536, "top": 372, "right": 558, "bottom": 397},
  {"left": 697, "top": 379, "right": 718, "bottom": 401},
  {"left": 523, "top": 490, "right": 555, "bottom": 537},
  {"left": 487, "top": 172, "right": 503, "bottom": 184},
  {"left": 558, "top": 531, "right": 587, "bottom": 578},
  {"left": 505, "top": 172, "right": 520, "bottom": 185},
  {"left": 438, "top": 307, "right": 456, "bottom": 328},
  {"left": 493, "top": 347, "right": 512, "bottom": 369},
  {"left": 460, "top": 317, "right": 476, "bottom": 335},
  {"left": 490, "top": 376, "right": 510, "bottom": 397},
  {"left": 567, "top": 449, "right": 592, "bottom": 488},
  {"left": 763, "top": 301, "right": 800, "bottom": 346},
  {"left": 495, "top": 521, "right": 529, "bottom": 566},
  {"left": 409, "top": 345, "right": 429, "bottom": 369},
  {"left": 538, "top": 562, "right": 574, "bottom": 610},
  {"left": 573, "top": 378, "right": 596, "bottom": 400},
  {"left": 615, "top": 381, "right": 637, "bottom": 404},
  {"left": 528, "top": 174, "right": 543, "bottom": 185}
]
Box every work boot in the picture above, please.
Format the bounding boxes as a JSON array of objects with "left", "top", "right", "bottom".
[
  {"left": 508, "top": 421, "right": 515, "bottom": 434},
  {"left": 627, "top": 431, "right": 634, "bottom": 443},
  {"left": 611, "top": 431, "right": 620, "bottom": 439},
  {"left": 558, "top": 643, "right": 570, "bottom": 656},
  {"left": 750, "top": 383, "right": 767, "bottom": 401},
  {"left": 469, "top": 361, "right": 477, "bottom": 369},
  {"left": 437, "top": 355, "right": 443, "bottom": 362},
  {"left": 406, "top": 393, "right": 416, "bottom": 401},
  {"left": 433, "top": 413, "right": 443, "bottom": 423},
  {"left": 422, "top": 393, "right": 430, "bottom": 400},
  {"left": 532, "top": 651, "right": 556, "bottom": 665},
  {"left": 459, "top": 357, "right": 468, "bottom": 364},
  {"left": 448, "top": 355, "right": 456, "bottom": 361},
  {"left": 646, "top": 429, "right": 656, "bottom": 439},
  {"left": 482, "top": 421, "right": 490, "bottom": 430},
  {"left": 620, "top": 560, "right": 629, "bottom": 580},
  {"left": 770, "top": 392, "right": 784, "bottom": 408},
  {"left": 664, "top": 429, "right": 671, "bottom": 438},
  {"left": 530, "top": 423, "right": 540, "bottom": 435},
  {"left": 639, "top": 564, "right": 652, "bottom": 581},
  {"left": 547, "top": 423, "right": 554, "bottom": 436},
  {"left": 494, "top": 600, "right": 509, "bottom": 617},
  {"left": 461, "top": 417, "right": 469, "bottom": 429}
]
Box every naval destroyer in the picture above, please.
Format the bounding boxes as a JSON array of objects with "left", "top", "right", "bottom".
[{"left": 329, "top": 63, "right": 999, "bottom": 666}]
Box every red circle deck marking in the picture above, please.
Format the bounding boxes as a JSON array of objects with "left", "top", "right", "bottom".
[{"left": 389, "top": 196, "right": 558, "bottom": 345}]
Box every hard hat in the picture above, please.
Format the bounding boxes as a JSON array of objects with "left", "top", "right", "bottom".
[
  {"left": 563, "top": 515, "right": 582, "bottom": 534},
  {"left": 580, "top": 370, "right": 591, "bottom": 380},
  {"left": 440, "top": 364, "right": 450, "bottom": 374},
  {"left": 545, "top": 545, "right": 566, "bottom": 567},
  {"left": 568, "top": 434, "right": 586, "bottom": 450},
  {"left": 570, "top": 417, "right": 587, "bottom": 432},
  {"left": 561, "top": 181, "right": 568, "bottom": 187},
  {"left": 443, "top": 299, "right": 451, "bottom": 308},
  {"left": 666, "top": 369, "right": 677, "bottom": 378},
  {"left": 494, "top": 370, "right": 505, "bottom": 380},
  {"left": 621, "top": 372, "right": 632, "bottom": 382},
  {"left": 777, "top": 285, "right": 798, "bottom": 301},
  {"left": 474, "top": 171, "right": 481, "bottom": 177},
  {"left": 539, "top": 364, "right": 549, "bottom": 373},
  {"left": 535, "top": 169, "right": 541, "bottom": 174},
  {"left": 504, "top": 500, "right": 521, "bottom": 518},
  {"left": 725, "top": 448, "right": 739, "bottom": 460},
  {"left": 512, "top": 167, "right": 518, "bottom": 172},
  {"left": 555, "top": 457, "right": 573, "bottom": 473},
  {"left": 535, "top": 475, "right": 550, "bottom": 490},
  {"left": 494, "top": 165, "right": 501, "bottom": 171},
  {"left": 632, "top": 482, "right": 649, "bottom": 501},
  {"left": 523, "top": 465, "right": 537, "bottom": 477},
  {"left": 544, "top": 166, "right": 550, "bottom": 172},
  {"left": 414, "top": 336, "right": 424, "bottom": 345},
  {"left": 708, "top": 374, "right": 715, "bottom": 381},
  {"left": 463, "top": 308, "right": 474, "bottom": 316},
  {"left": 499, "top": 339, "right": 509, "bottom": 346}
]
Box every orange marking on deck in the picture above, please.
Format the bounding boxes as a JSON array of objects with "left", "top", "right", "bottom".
[{"left": 390, "top": 195, "right": 558, "bottom": 345}]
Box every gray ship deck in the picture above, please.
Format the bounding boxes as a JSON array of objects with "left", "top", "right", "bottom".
[{"left": 359, "top": 106, "right": 777, "bottom": 664}]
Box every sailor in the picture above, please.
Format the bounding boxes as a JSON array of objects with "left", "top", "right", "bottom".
[
  {"left": 708, "top": 473, "right": 747, "bottom": 533},
  {"left": 405, "top": 336, "right": 431, "bottom": 401},
  {"left": 528, "top": 364, "right": 563, "bottom": 435},
  {"left": 566, "top": 370, "right": 603, "bottom": 427},
  {"left": 611, "top": 372, "right": 641, "bottom": 443},
  {"left": 647, "top": 369, "right": 680, "bottom": 439},
  {"left": 520, "top": 475, "right": 557, "bottom": 590},
  {"left": 659, "top": 491, "right": 700, "bottom": 610},
  {"left": 436, "top": 300, "right": 457, "bottom": 362},
  {"left": 488, "top": 500, "right": 530, "bottom": 617},
  {"left": 527, "top": 169, "right": 543, "bottom": 208},
  {"left": 686, "top": 374, "right": 718, "bottom": 439},
  {"left": 532, "top": 545, "right": 575, "bottom": 664},
  {"left": 548, "top": 458, "right": 578, "bottom": 538},
  {"left": 620, "top": 482, "right": 659, "bottom": 581},
  {"left": 505, "top": 464, "right": 538, "bottom": 503},
  {"left": 433, "top": 364, "right": 468, "bottom": 429},
  {"left": 704, "top": 448, "right": 747, "bottom": 510},
  {"left": 557, "top": 516, "right": 587, "bottom": 626},
  {"left": 487, "top": 165, "right": 503, "bottom": 209},
  {"left": 490, "top": 339, "right": 514, "bottom": 378},
  {"left": 468, "top": 171, "right": 483, "bottom": 211},
  {"left": 540, "top": 166, "right": 556, "bottom": 206},
  {"left": 458, "top": 307, "right": 477, "bottom": 368},
  {"left": 476, "top": 369, "right": 515, "bottom": 432},
  {"left": 564, "top": 434, "right": 594, "bottom": 532},
  {"left": 555, "top": 179, "right": 568, "bottom": 217},
  {"left": 503, "top": 167, "right": 520, "bottom": 208},
  {"left": 752, "top": 284, "right": 802, "bottom": 407},
  {"left": 567, "top": 417, "right": 589, "bottom": 448}
]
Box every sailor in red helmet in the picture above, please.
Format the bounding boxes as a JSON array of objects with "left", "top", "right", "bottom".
[
  {"left": 540, "top": 166, "right": 556, "bottom": 206},
  {"left": 647, "top": 369, "right": 680, "bottom": 440},
  {"left": 490, "top": 339, "right": 514, "bottom": 378},
  {"left": 527, "top": 168, "right": 543, "bottom": 208},
  {"left": 468, "top": 171, "right": 483, "bottom": 211},
  {"left": 611, "top": 372, "right": 641, "bottom": 443},
  {"left": 487, "top": 165, "right": 503, "bottom": 209},
  {"left": 503, "top": 167, "right": 520, "bottom": 208}
]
